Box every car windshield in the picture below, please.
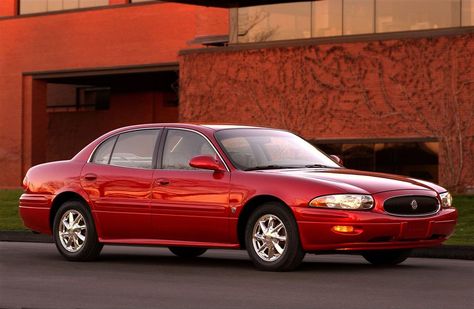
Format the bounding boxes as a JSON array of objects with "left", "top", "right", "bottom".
[{"left": 214, "top": 129, "right": 340, "bottom": 171}]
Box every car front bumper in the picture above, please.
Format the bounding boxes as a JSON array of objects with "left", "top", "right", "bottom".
[{"left": 294, "top": 207, "right": 457, "bottom": 252}]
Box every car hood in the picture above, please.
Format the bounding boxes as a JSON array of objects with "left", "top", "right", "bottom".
[{"left": 261, "top": 168, "right": 437, "bottom": 194}]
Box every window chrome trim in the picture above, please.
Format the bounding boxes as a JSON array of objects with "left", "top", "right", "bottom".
[
  {"left": 161, "top": 127, "right": 231, "bottom": 172},
  {"left": 87, "top": 126, "right": 231, "bottom": 172},
  {"left": 87, "top": 128, "right": 161, "bottom": 169}
]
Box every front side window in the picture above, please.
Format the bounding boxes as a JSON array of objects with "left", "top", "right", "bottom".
[
  {"left": 107, "top": 130, "right": 160, "bottom": 169},
  {"left": 19, "top": 0, "right": 108, "bottom": 15},
  {"left": 215, "top": 129, "right": 339, "bottom": 171},
  {"left": 162, "top": 130, "right": 218, "bottom": 170}
]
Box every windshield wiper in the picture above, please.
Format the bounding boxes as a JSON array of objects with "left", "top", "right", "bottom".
[
  {"left": 304, "top": 164, "right": 335, "bottom": 168},
  {"left": 244, "top": 165, "right": 301, "bottom": 171}
]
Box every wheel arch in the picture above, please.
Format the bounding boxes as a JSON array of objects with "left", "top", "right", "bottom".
[
  {"left": 237, "top": 195, "right": 295, "bottom": 249},
  {"left": 49, "top": 191, "right": 91, "bottom": 230}
]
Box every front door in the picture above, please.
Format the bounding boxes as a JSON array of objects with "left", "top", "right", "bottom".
[
  {"left": 81, "top": 129, "right": 161, "bottom": 240},
  {"left": 151, "top": 129, "right": 231, "bottom": 244}
]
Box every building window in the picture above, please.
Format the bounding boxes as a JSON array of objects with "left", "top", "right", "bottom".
[
  {"left": 312, "top": 0, "right": 342, "bottom": 37},
  {"left": 315, "top": 141, "right": 439, "bottom": 182},
  {"left": 232, "top": 0, "right": 471, "bottom": 43},
  {"left": 19, "top": 0, "right": 108, "bottom": 15},
  {"left": 47, "top": 83, "right": 110, "bottom": 112},
  {"left": 462, "top": 0, "right": 474, "bottom": 25},
  {"left": 343, "top": 0, "right": 375, "bottom": 35},
  {"left": 237, "top": 2, "right": 311, "bottom": 43},
  {"left": 376, "top": 0, "right": 461, "bottom": 33}
]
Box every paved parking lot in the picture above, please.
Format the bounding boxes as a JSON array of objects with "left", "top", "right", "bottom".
[{"left": 1, "top": 242, "right": 473, "bottom": 309}]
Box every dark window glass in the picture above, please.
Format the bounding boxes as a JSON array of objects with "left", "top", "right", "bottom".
[
  {"left": 91, "top": 136, "right": 117, "bottom": 165},
  {"left": 315, "top": 141, "right": 439, "bottom": 182},
  {"left": 109, "top": 130, "right": 160, "bottom": 169},
  {"left": 162, "top": 130, "right": 217, "bottom": 170},
  {"left": 46, "top": 83, "right": 110, "bottom": 112}
]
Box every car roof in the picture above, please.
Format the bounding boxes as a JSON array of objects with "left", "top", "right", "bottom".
[{"left": 109, "top": 123, "right": 268, "bottom": 133}]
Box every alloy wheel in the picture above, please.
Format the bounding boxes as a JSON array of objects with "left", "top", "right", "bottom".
[
  {"left": 58, "top": 210, "right": 87, "bottom": 253},
  {"left": 252, "top": 214, "right": 287, "bottom": 262}
]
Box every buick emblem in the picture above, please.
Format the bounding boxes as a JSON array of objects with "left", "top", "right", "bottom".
[{"left": 410, "top": 199, "right": 418, "bottom": 210}]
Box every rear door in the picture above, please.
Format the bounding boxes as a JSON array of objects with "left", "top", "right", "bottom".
[{"left": 81, "top": 129, "right": 161, "bottom": 240}]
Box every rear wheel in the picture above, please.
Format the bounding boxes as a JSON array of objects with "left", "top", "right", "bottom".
[
  {"left": 169, "top": 247, "right": 207, "bottom": 258},
  {"left": 53, "top": 200, "right": 103, "bottom": 261},
  {"left": 362, "top": 249, "right": 412, "bottom": 266},
  {"left": 245, "top": 202, "right": 305, "bottom": 271}
]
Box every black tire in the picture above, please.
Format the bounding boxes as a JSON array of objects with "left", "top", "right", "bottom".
[
  {"left": 245, "top": 202, "right": 305, "bottom": 271},
  {"left": 169, "top": 247, "right": 207, "bottom": 258},
  {"left": 53, "top": 200, "right": 103, "bottom": 261},
  {"left": 362, "top": 249, "right": 412, "bottom": 266}
]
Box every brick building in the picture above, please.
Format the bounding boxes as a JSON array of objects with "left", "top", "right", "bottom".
[{"left": 1, "top": 0, "right": 473, "bottom": 192}]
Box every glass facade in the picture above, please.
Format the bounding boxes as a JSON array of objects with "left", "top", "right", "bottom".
[
  {"left": 234, "top": 0, "right": 473, "bottom": 43},
  {"left": 316, "top": 141, "right": 439, "bottom": 182},
  {"left": 20, "top": 0, "right": 108, "bottom": 14},
  {"left": 312, "top": 0, "right": 342, "bottom": 37},
  {"left": 343, "top": 0, "right": 374, "bottom": 35},
  {"left": 376, "top": 0, "right": 461, "bottom": 32},
  {"left": 463, "top": 0, "right": 474, "bottom": 25},
  {"left": 237, "top": 2, "right": 311, "bottom": 43}
]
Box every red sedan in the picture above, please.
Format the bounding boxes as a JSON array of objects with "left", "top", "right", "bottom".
[{"left": 19, "top": 124, "right": 457, "bottom": 271}]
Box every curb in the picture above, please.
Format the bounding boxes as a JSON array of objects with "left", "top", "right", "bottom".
[
  {"left": 1, "top": 231, "right": 473, "bottom": 260},
  {"left": 0, "top": 231, "right": 52, "bottom": 243}
]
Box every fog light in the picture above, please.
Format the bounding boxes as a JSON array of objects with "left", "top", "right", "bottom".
[{"left": 332, "top": 225, "right": 354, "bottom": 233}]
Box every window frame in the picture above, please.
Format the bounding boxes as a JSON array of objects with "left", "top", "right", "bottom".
[
  {"left": 158, "top": 127, "right": 230, "bottom": 172},
  {"left": 88, "top": 127, "right": 230, "bottom": 172},
  {"left": 89, "top": 128, "right": 162, "bottom": 170}
]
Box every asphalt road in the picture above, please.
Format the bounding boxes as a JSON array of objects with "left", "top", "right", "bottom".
[{"left": 1, "top": 242, "right": 473, "bottom": 309}]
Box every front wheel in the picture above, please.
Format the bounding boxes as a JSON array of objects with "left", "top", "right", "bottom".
[
  {"left": 245, "top": 202, "right": 305, "bottom": 271},
  {"left": 53, "top": 200, "right": 103, "bottom": 261},
  {"left": 362, "top": 249, "right": 412, "bottom": 266}
]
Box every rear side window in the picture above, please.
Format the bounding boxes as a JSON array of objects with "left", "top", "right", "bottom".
[
  {"left": 109, "top": 130, "right": 160, "bottom": 169},
  {"left": 91, "top": 136, "right": 117, "bottom": 165}
]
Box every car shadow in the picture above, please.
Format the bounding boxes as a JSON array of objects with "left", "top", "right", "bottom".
[{"left": 90, "top": 249, "right": 439, "bottom": 273}]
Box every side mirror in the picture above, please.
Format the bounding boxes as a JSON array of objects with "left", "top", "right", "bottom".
[
  {"left": 189, "top": 155, "right": 226, "bottom": 172},
  {"left": 330, "top": 155, "right": 343, "bottom": 165}
]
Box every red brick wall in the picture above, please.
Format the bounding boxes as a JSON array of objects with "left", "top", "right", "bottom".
[
  {"left": 179, "top": 32, "right": 474, "bottom": 192},
  {"left": 0, "top": 2, "right": 228, "bottom": 187},
  {"left": 0, "top": 0, "right": 17, "bottom": 16}
]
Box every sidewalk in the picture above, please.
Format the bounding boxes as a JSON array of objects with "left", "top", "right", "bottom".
[{"left": 1, "top": 231, "right": 473, "bottom": 260}]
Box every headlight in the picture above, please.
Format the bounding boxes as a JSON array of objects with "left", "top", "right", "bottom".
[
  {"left": 439, "top": 192, "right": 453, "bottom": 208},
  {"left": 309, "top": 194, "right": 374, "bottom": 210}
]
